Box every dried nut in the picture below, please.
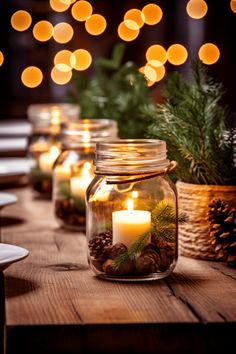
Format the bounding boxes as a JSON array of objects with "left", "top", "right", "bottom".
[{"left": 102, "top": 259, "right": 118, "bottom": 275}]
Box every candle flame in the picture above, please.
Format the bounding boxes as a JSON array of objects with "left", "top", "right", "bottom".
[
  {"left": 82, "top": 161, "right": 92, "bottom": 179},
  {"left": 51, "top": 108, "right": 61, "bottom": 125},
  {"left": 50, "top": 145, "right": 60, "bottom": 158},
  {"left": 82, "top": 131, "right": 90, "bottom": 143},
  {"left": 131, "top": 191, "right": 138, "bottom": 198},
  {"left": 126, "top": 198, "right": 134, "bottom": 211}
]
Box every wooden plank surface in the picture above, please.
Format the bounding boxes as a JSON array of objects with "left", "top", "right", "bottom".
[{"left": 1, "top": 187, "right": 236, "bottom": 354}]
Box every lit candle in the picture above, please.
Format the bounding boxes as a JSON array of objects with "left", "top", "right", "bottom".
[
  {"left": 38, "top": 145, "right": 60, "bottom": 174},
  {"left": 70, "top": 162, "right": 93, "bottom": 199},
  {"left": 112, "top": 199, "right": 151, "bottom": 247},
  {"left": 54, "top": 164, "right": 71, "bottom": 181}
]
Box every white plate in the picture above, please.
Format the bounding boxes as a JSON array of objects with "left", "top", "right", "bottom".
[
  {"left": 0, "top": 192, "right": 18, "bottom": 208},
  {"left": 0, "top": 243, "right": 29, "bottom": 272}
]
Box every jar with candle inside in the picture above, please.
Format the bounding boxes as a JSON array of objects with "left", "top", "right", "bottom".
[
  {"left": 27, "top": 103, "right": 80, "bottom": 198},
  {"left": 53, "top": 119, "right": 118, "bottom": 230},
  {"left": 86, "top": 139, "right": 180, "bottom": 281}
]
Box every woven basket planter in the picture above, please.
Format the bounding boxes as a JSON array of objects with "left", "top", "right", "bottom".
[{"left": 176, "top": 181, "right": 236, "bottom": 260}]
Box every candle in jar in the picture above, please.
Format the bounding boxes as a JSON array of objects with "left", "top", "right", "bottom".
[
  {"left": 54, "top": 164, "right": 71, "bottom": 181},
  {"left": 112, "top": 199, "right": 151, "bottom": 247},
  {"left": 38, "top": 145, "right": 60, "bottom": 174},
  {"left": 70, "top": 162, "right": 93, "bottom": 199}
]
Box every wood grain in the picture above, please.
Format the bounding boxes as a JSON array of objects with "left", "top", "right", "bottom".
[{"left": 1, "top": 187, "right": 236, "bottom": 354}]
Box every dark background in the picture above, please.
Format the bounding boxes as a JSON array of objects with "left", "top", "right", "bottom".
[{"left": 0, "top": 0, "right": 235, "bottom": 120}]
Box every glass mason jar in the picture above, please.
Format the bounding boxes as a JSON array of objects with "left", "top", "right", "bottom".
[
  {"left": 27, "top": 103, "right": 80, "bottom": 198},
  {"left": 53, "top": 119, "right": 118, "bottom": 230},
  {"left": 86, "top": 139, "right": 178, "bottom": 281}
]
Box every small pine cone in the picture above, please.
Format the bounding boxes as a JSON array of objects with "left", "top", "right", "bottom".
[
  {"left": 108, "top": 243, "right": 127, "bottom": 260},
  {"left": 136, "top": 249, "right": 161, "bottom": 275},
  {"left": 88, "top": 231, "right": 112, "bottom": 259},
  {"left": 207, "top": 198, "right": 236, "bottom": 266}
]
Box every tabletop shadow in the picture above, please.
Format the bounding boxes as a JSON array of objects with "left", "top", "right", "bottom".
[
  {"left": 4, "top": 275, "right": 38, "bottom": 298},
  {"left": 0, "top": 215, "right": 25, "bottom": 227}
]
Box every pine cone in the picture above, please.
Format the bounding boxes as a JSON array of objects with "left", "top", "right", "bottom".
[
  {"left": 207, "top": 199, "right": 236, "bottom": 267},
  {"left": 88, "top": 231, "right": 112, "bottom": 259}
]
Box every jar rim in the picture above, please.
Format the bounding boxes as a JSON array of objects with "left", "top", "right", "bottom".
[
  {"left": 27, "top": 103, "right": 80, "bottom": 122},
  {"left": 95, "top": 139, "right": 170, "bottom": 175}
]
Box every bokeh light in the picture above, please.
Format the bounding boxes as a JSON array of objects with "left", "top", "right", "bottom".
[
  {"left": 118, "top": 21, "right": 139, "bottom": 41},
  {"left": 11, "top": 10, "right": 32, "bottom": 32},
  {"left": 51, "top": 66, "right": 72, "bottom": 85},
  {"left": 54, "top": 50, "right": 73, "bottom": 72},
  {"left": 146, "top": 45, "right": 167, "bottom": 66},
  {"left": 33, "top": 21, "right": 54, "bottom": 42},
  {"left": 71, "top": 49, "right": 92, "bottom": 71},
  {"left": 21, "top": 66, "right": 43, "bottom": 88},
  {"left": 71, "top": 1, "right": 93, "bottom": 21},
  {"left": 124, "top": 9, "right": 145, "bottom": 29},
  {"left": 60, "top": 0, "right": 77, "bottom": 4},
  {"left": 167, "top": 44, "right": 188, "bottom": 65},
  {"left": 142, "top": 4, "right": 163, "bottom": 25},
  {"left": 50, "top": 0, "right": 70, "bottom": 12},
  {"left": 186, "top": 0, "right": 208, "bottom": 19},
  {"left": 198, "top": 43, "right": 220, "bottom": 64},
  {"left": 85, "top": 14, "right": 107, "bottom": 35},
  {"left": 0, "top": 51, "right": 4, "bottom": 66},
  {"left": 230, "top": 0, "right": 236, "bottom": 14},
  {"left": 53, "top": 22, "right": 74, "bottom": 43}
]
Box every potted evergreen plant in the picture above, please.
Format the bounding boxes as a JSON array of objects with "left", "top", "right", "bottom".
[{"left": 145, "top": 60, "right": 236, "bottom": 262}]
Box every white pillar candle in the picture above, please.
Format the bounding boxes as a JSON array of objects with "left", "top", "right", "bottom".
[
  {"left": 70, "top": 162, "right": 93, "bottom": 199},
  {"left": 38, "top": 145, "right": 60, "bottom": 174},
  {"left": 112, "top": 199, "right": 151, "bottom": 247}
]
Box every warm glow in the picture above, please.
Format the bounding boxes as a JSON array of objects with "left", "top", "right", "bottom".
[
  {"left": 71, "top": 1, "right": 93, "bottom": 21},
  {"left": 21, "top": 66, "right": 43, "bottom": 88},
  {"left": 53, "top": 22, "right": 74, "bottom": 44},
  {"left": 139, "top": 66, "right": 155, "bottom": 87},
  {"left": 118, "top": 21, "right": 139, "bottom": 42},
  {"left": 51, "top": 66, "right": 72, "bottom": 85},
  {"left": 127, "top": 198, "right": 134, "bottom": 211},
  {"left": 50, "top": 0, "right": 70, "bottom": 12},
  {"left": 54, "top": 50, "right": 73, "bottom": 72},
  {"left": 230, "top": 0, "right": 236, "bottom": 13},
  {"left": 152, "top": 64, "right": 166, "bottom": 82},
  {"left": 11, "top": 10, "right": 32, "bottom": 32},
  {"left": 124, "top": 9, "right": 145, "bottom": 29},
  {"left": 186, "top": 0, "right": 208, "bottom": 19},
  {"left": 82, "top": 161, "right": 92, "bottom": 178},
  {"left": 85, "top": 14, "right": 107, "bottom": 35},
  {"left": 167, "top": 44, "right": 188, "bottom": 65},
  {"left": 131, "top": 191, "right": 138, "bottom": 198},
  {"left": 144, "top": 65, "right": 157, "bottom": 82},
  {"left": 50, "top": 145, "right": 60, "bottom": 158},
  {"left": 70, "top": 49, "right": 92, "bottom": 71},
  {"left": 33, "top": 21, "right": 53, "bottom": 42},
  {"left": 51, "top": 109, "right": 61, "bottom": 125},
  {"left": 142, "top": 4, "right": 163, "bottom": 25},
  {"left": 146, "top": 45, "right": 167, "bottom": 66},
  {"left": 123, "top": 19, "right": 139, "bottom": 31},
  {"left": 0, "top": 51, "right": 4, "bottom": 66},
  {"left": 198, "top": 43, "right": 220, "bottom": 64},
  {"left": 82, "top": 131, "right": 91, "bottom": 143}
]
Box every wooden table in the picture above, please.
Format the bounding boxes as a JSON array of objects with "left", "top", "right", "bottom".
[{"left": 1, "top": 187, "right": 236, "bottom": 354}]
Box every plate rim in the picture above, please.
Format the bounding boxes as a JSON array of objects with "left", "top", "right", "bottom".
[{"left": 0, "top": 243, "right": 29, "bottom": 271}]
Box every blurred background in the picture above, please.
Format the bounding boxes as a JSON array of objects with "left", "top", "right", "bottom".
[{"left": 0, "top": 0, "right": 236, "bottom": 120}]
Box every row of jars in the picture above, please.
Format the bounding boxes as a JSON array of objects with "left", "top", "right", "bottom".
[{"left": 27, "top": 104, "right": 178, "bottom": 282}]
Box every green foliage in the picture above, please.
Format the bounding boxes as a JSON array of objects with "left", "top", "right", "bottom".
[
  {"left": 112, "top": 200, "right": 187, "bottom": 270},
  {"left": 145, "top": 60, "right": 236, "bottom": 185},
  {"left": 66, "top": 42, "right": 154, "bottom": 138}
]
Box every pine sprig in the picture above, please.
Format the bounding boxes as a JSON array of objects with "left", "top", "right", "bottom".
[
  {"left": 112, "top": 200, "right": 188, "bottom": 270},
  {"left": 145, "top": 60, "right": 236, "bottom": 185}
]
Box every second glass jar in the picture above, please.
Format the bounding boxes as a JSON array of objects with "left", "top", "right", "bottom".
[{"left": 53, "top": 119, "right": 118, "bottom": 230}]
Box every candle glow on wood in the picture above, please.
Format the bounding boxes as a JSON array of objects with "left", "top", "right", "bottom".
[
  {"left": 38, "top": 145, "right": 60, "bottom": 174},
  {"left": 70, "top": 161, "right": 93, "bottom": 199},
  {"left": 112, "top": 198, "right": 151, "bottom": 247}
]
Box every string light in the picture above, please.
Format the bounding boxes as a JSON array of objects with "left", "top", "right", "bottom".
[
  {"left": 51, "top": 66, "right": 72, "bottom": 85},
  {"left": 21, "top": 66, "right": 43, "bottom": 88},
  {"left": 71, "top": 49, "right": 92, "bottom": 71},
  {"left": 71, "top": 1, "right": 93, "bottom": 21},
  {"left": 0, "top": 51, "right": 4, "bottom": 66},
  {"left": 85, "top": 14, "right": 107, "bottom": 36},
  {"left": 198, "top": 43, "right": 220, "bottom": 64},
  {"left": 146, "top": 45, "right": 167, "bottom": 66},
  {"left": 118, "top": 21, "right": 139, "bottom": 41},
  {"left": 33, "top": 21, "right": 54, "bottom": 42},
  {"left": 142, "top": 4, "right": 163, "bottom": 25},
  {"left": 11, "top": 10, "right": 32, "bottom": 32},
  {"left": 53, "top": 22, "right": 74, "bottom": 43},
  {"left": 167, "top": 44, "right": 188, "bottom": 65},
  {"left": 49, "top": 0, "right": 70, "bottom": 12},
  {"left": 186, "top": 0, "right": 208, "bottom": 19},
  {"left": 124, "top": 9, "right": 145, "bottom": 29}
]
